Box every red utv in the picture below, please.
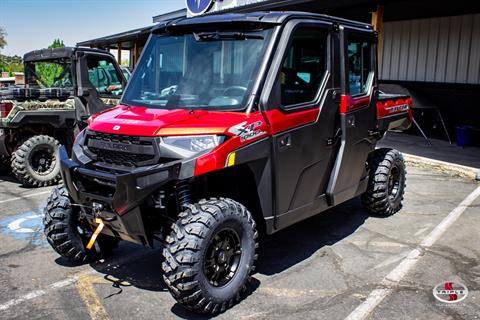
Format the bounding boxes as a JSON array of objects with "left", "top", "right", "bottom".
[{"left": 43, "top": 12, "right": 412, "bottom": 314}]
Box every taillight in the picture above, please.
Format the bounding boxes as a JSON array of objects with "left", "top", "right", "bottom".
[{"left": 0, "top": 102, "right": 13, "bottom": 118}]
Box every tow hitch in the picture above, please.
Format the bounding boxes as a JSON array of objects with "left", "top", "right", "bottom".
[{"left": 84, "top": 202, "right": 106, "bottom": 250}]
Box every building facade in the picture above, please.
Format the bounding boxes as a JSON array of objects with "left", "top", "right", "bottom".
[{"left": 79, "top": 0, "right": 480, "bottom": 135}]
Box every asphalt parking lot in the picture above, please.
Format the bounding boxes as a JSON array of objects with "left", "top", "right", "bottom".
[{"left": 0, "top": 165, "right": 479, "bottom": 320}]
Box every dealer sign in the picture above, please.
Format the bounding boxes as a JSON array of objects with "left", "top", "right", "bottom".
[
  {"left": 185, "top": 0, "right": 267, "bottom": 17},
  {"left": 186, "top": 0, "right": 216, "bottom": 16}
]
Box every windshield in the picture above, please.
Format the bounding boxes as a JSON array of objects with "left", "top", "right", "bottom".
[
  {"left": 25, "top": 60, "right": 73, "bottom": 88},
  {"left": 122, "top": 29, "right": 273, "bottom": 111}
]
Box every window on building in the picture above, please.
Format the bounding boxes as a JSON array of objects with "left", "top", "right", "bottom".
[
  {"left": 279, "top": 26, "right": 328, "bottom": 107},
  {"left": 347, "top": 36, "right": 373, "bottom": 96}
]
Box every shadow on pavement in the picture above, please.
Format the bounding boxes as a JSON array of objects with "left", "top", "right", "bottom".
[
  {"left": 54, "top": 197, "right": 373, "bottom": 318},
  {"left": 256, "top": 197, "right": 370, "bottom": 276},
  {"left": 0, "top": 174, "right": 18, "bottom": 184},
  {"left": 170, "top": 278, "right": 261, "bottom": 320}
]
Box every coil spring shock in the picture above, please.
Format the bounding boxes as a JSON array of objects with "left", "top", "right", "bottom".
[{"left": 176, "top": 182, "right": 191, "bottom": 209}]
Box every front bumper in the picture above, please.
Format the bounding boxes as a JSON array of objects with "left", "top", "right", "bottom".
[{"left": 59, "top": 145, "right": 195, "bottom": 245}]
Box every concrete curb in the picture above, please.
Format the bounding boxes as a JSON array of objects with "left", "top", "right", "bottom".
[{"left": 404, "top": 154, "right": 480, "bottom": 181}]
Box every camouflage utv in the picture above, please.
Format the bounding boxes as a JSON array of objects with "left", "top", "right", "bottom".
[{"left": 0, "top": 47, "right": 127, "bottom": 187}]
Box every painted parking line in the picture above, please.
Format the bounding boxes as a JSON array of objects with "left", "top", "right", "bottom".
[
  {"left": 76, "top": 274, "right": 110, "bottom": 320},
  {"left": 345, "top": 185, "right": 480, "bottom": 320},
  {"left": 0, "top": 190, "right": 51, "bottom": 204},
  {"left": 0, "top": 249, "right": 159, "bottom": 312}
]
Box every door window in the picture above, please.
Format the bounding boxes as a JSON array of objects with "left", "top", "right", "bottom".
[
  {"left": 347, "top": 36, "right": 373, "bottom": 96},
  {"left": 279, "top": 27, "right": 328, "bottom": 107},
  {"left": 86, "top": 57, "right": 124, "bottom": 96}
]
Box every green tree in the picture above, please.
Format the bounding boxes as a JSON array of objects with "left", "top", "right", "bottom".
[
  {"left": 49, "top": 39, "right": 65, "bottom": 49},
  {"left": 0, "top": 27, "right": 7, "bottom": 73},
  {"left": 35, "top": 39, "right": 66, "bottom": 86},
  {"left": 0, "top": 27, "right": 7, "bottom": 50}
]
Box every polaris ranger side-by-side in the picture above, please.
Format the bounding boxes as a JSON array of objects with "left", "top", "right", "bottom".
[
  {"left": 43, "top": 12, "right": 412, "bottom": 314},
  {"left": 0, "top": 47, "right": 127, "bottom": 187}
]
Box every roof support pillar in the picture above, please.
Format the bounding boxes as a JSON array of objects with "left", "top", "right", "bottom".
[
  {"left": 117, "top": 43, "right": 122, "bottom": 64},
  {"left": 133, "top": 41, "right": 138, "bottom": 67},
  {"left": 371, "top": 4, "right": 384, "bottom": 64}
]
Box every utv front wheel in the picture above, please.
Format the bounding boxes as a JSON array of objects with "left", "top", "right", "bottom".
[
  {"left": 43, "top": 186, "right": 118, "bottom": 263},
  {"left": 162, "top": 198, "right": 258, "bottom": 315},
  {"left": 12, "top": 135, "right": 62, "bottom": 187},
  {"left": 362, "top": 148, "right": 406, "bottom": 216}
]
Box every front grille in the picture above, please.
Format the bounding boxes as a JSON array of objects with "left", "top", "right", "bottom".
[
  {"left": 89, "top": 147, "right": 155, "bottom": 167},
  {"left": 86, "top": 131, "right": 157, "bottom": 167}
]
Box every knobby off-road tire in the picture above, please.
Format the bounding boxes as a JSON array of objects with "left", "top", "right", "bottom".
[
  {"left": 43, "top": 186, "right": 119, "bottom": 263},
  {"left": 12, "top": 135, "right": 62, "bottom": 187},
  {"left": 362, "top": 148, "right": 406, "bottom": 216},
  {"left": 162, "top": 198, "right": 258, "bottom": 315}
]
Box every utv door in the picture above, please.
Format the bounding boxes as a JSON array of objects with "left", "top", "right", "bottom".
[
  {"left": 75, "top": 51, "right": 127, "bottom": 127},
  {"left": 262, "top": 21, "right": 339, "bottom": 230},
  {"left": 326, "top": 28, "right": 378, "bottom": 205}
]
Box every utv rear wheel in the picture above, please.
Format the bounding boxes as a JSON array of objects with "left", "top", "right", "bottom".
[
  {"left": 162, "top": 198, "right": 258, "bottom": 315},
  {"left": 12, "top": 135, "right": 62, "bottom": 187},
  {"left": 362, "top": 148, "right": 406, "bottom": 216},
  {"left": 43, "top": 186, "right": 118, "bottom": 263}
]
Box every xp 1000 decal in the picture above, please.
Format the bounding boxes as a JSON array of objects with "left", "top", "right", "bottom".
[{"left": 229, "top": 121, "right": 267, "bottom": 142}]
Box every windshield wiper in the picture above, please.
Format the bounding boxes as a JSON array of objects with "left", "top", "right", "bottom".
[{"left": 193, "top": 32, "right": 264, "bottom": 42}]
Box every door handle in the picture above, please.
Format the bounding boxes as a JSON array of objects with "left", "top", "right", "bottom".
[{"left": 278, "top": 134, "right": 292, "bottom": 151}]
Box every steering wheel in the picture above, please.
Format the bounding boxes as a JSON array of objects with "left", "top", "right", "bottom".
[{"left": 223, "top": 86, "right": 247, "bottom": 97}]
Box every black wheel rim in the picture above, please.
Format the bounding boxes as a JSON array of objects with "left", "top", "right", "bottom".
[
  {"left": 388, "top": 165, "right": 401, "bottom": 201},
  {"left": 203, "top": 228, "right": 242, "bottom": 287},
  {"left": 29, "top": 146, "right": 55, "bottom": 175}
]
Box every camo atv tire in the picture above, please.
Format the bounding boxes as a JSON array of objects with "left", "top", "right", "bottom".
[
  {"left": 362, "top": 148, "right": 406, "bottom": 216},
  {"left": 12, "top": 135, "right": 62, "bottom": 187},
  {"left": 162, "top": 198, "right": 258, "bottom": 315},
  {"left": 43, "top": 186, "right": 119, "bottom": 263}
]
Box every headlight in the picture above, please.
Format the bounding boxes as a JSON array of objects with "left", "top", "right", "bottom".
[{"left": 160, "top": 135, "right": 225, "bottom": 158}]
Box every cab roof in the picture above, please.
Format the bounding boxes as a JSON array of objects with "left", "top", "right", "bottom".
[
  {"left": 23, "top": 47, "right": 112, "bottom": 63},
  {"left": 153, "top": 11, "right": 372, "bottom": 34}
]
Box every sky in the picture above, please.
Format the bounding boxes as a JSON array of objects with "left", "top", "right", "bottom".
[{"left": 0, "top": 0, "right": 185, "bottom": 56}]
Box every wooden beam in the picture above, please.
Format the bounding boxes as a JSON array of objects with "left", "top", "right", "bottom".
[
  {"left": 117, "top": 43, "right": 122, "bottom": 65},
  {"left": 133, "top": 41, "right": 138, "bottom": 67},
  {"left": 371, "top": 5, "right": 384, "bottom": 64},
  {"left": 136, "top": 42, "right": 142, "bottom": 68}
]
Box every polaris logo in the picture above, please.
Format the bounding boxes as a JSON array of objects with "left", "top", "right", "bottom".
[
  {"left": 111, "top": 143, "right": 129, "bottom": 151},
  {"left": 113, "top": 125, "right": 121, "bottom": 131},
  {"left": 89, "top": 140, "right": 130, "bottom": 152}
]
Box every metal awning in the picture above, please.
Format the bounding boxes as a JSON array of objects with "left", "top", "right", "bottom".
[{"left": 77, "top": 25, "right": 153, "bottom": 50}]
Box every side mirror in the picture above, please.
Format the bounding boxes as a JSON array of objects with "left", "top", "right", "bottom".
[{"left": 80, "top": 115, "right": 90, "bottom": 122}]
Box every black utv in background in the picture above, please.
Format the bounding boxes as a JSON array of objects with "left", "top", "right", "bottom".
[{"left": 0, "top": 47, "right": 127, "bottom": 187}]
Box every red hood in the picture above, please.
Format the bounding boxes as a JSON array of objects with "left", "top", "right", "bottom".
[{"left": 88, "top": 105, "right": 252, "bottom": 137}]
